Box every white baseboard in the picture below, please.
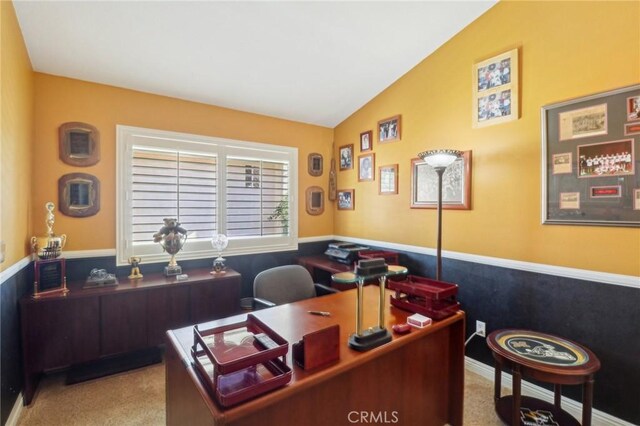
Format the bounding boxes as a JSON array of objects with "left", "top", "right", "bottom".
[
  {"left": 5, "top": 393, "right": 23, "bottom": 426},
  {"left": 464, "top": 356, "right": 635, "bottom": 426}
]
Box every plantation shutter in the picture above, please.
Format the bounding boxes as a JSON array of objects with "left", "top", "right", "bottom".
[
  {"left": 226, "top": 158, "right": 289, "bottom": 237},
  {"left": 131, "top": 147, "right": 217, "bottom": 244}
]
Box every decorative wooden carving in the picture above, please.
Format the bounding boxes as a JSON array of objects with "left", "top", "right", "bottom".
[
  {"left": 59, "top": 122, "right": 100, "bottom": 166},
  {"left": 305, "top": 186, "right": 324, "bottom": 216},
  {"left": 58, "top": 173, "right": 100, "bottom": 217}
]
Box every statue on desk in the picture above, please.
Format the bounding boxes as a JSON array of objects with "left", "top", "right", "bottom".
[
  {"left": 153, "top": 218, "right": 188, "bottom": 276},
  {"left": 128, "top": 256, "right": 143, "bottom": 279}
]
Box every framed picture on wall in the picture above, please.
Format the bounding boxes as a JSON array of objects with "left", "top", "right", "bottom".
[
  {"left": 339, "top": 144, "right": 354, "bottom": 171},
  {"left": 378, "top": 115, "right": 401, "bottom": 143},
  {"left": 542, "top": 84, "right": 640, "bottom": 227},
  {"left": 358, "top": 153, "right": 375, "bottom": 182},
  {"left": 379, "top": 164, "right": 398, "bottom": 195},
  {"left": 410, "top": 151, "right": 472, "bottom": 210},
  {"left": 360, "top": 130, "right": 372, "bottom": 152},
  {"left": 337, "top": 189, "right": 354, "bottom": 210},
  {"left": 472, "top": 48, "right": 518, "bottom": 128}
]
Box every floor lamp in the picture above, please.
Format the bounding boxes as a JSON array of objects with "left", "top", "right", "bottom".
[{"left": 417, "top": 149, "right": 462, "bottom": 281}]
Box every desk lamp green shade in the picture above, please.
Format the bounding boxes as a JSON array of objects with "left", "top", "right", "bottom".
[
  {"left": 417, "top": 149, "right": 462, "bottom": 281},
  {"left": 211, "top": 234, "right": 229, "bottom": 273}
]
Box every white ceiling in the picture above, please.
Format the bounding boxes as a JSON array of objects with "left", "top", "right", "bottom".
[{"left": 14, "top": 1, "right": 496, "bottom": 128}]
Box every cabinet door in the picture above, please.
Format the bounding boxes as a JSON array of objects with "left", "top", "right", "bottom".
[
  {"left": 100, "top": 292, "right": 147, "bottom": 356},
  {"left": 147, "top": 286, "right": 190, "bottom": 346},
  {"left": 190, "top": 277, "right": 241, "bottom": 324},
  {"left": 22, "top": 297, "right": 100, "bottom": 371}
]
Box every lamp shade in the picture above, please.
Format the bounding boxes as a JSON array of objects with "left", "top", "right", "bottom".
[{"left": 417, "top": 149, "right": 462, "bottom": 169}]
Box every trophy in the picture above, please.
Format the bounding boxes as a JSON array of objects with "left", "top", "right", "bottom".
[
  {"left": 153, "top": 218, "right": 187, "bottom": 276},
  {"left": 210, "top": 234, "right": 229, "bottom": 274},
  {"left": 31, "top": 202, "right": 67, "bottom": 259},
  {"left": 128, "top": 256, "right": 143, "bottom": 279}
]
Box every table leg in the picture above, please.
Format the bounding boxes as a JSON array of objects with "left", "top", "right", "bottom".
[
  {"left": 494, "top": 363, "right": 502, "bottom": 405},
  {"left": 512, "top": 365, "right": 521, "bottom": 426},
  {"left": 554, "top": 384, "right": 562, "bottom": 409},
  {"left": 583, "top": 377, "right": 594, "bottom": 426}
]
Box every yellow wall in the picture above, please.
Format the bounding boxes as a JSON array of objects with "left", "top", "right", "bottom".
[
  {"left": 334, "top": 1, "right": 640, "bottom": 276},
  {"left": 1, "top": 0, "right": 34, "bottom": 271},
  {"left": 33, "top": 74, "right": 334, "bottom": 251}
]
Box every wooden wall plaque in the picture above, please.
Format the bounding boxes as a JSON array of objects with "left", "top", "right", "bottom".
[
  {"left": 58, "top": 173, "right": 100, "bottom": 217},
  {"left": 59, "top": 122, "right": 100, "bottom": 166}
]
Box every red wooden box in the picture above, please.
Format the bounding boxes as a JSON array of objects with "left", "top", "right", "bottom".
[
  {"left": 387, "top": 275, "right": 460, "bottom": 320},
  {"left": 358, "top": 250, "right": 399, "bottom": 265},
  {"left": 191, "top": 313, "right": 292, "bottom": 407}
]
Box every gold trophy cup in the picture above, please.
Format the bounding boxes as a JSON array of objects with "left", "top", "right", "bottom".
[{"left": 31, "top": 202, "right": 67, "bottom": 259}]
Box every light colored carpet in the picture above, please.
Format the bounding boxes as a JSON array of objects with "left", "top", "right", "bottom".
[{"left": 18, "top": 364, "right": 504, "bottom": 425}]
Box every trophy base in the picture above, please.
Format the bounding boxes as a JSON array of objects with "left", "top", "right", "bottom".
[
  {"left": 164, "top": 265, "right": 182, "bottom": 277},
  {"left": 348, "top": 327, "right": 392, "bottom": 352}
]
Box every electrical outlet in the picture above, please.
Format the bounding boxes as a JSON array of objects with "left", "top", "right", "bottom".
[{"left": 476, "top": 320, "right": 486, "bottom": 337}]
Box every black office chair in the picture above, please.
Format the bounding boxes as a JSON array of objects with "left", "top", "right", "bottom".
[{"left": 253, "top": 265, "right": 339, "bottom": 309}]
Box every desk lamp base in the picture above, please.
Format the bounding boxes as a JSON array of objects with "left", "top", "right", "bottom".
[{"left": 348, "top": 327, "right": 392, "bottom": 352}]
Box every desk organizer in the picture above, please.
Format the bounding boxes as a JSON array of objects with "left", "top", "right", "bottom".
[
  {"left": 387, "top": 275, "right": 460, "bottom": 320},
  {"left": 358, "top": 250, "right": 399, "bottom": 265},
  {"left": 191, "top": 313, "right": 292, "bottom": 407}
]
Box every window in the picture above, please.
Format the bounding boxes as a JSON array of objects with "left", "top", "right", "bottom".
[{"left": 117, "top": 126, "right": 298, "bottom": 266}]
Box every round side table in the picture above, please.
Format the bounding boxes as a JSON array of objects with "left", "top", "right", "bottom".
[{"left": 487, "top": 329, "right": 600, "bottom": 426}]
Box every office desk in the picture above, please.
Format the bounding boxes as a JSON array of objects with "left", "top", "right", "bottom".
[{"left": 166, "top": 286, "right": 465, "bottom": 426}]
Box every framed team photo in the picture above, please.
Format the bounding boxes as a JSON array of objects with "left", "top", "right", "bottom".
[
  {"left": 627, "top": 95, "right": 640, "bottom": 121},
  {"left": 472, "top": 48, "right": 519, "bottom": 128},
  {"left": 542, "top": 84, "right": 640, "bottom": 227},
  {"left": 577, "top": 139, "right": 634, "bottom": 178}
]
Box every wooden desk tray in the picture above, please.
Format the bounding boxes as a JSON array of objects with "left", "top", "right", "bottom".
[
  {"left": 193, "top": 352, "right": 292, "bottom": 408},
  {"left": 191, "top": 313, "right": 288, "bottom": 376},
  {"left": 387, "top": 275, "right": 458, "bottom": 300},
  {"left": 358, "top": 250, "right": 399, "bottom": 265},
  {"left": 388, "top": 276, "right": 460, "bottom": 320}
]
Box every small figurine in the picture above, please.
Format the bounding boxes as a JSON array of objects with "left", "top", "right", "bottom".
[{"left": 128, "top": 256, "right": 143, "bottom": 279}]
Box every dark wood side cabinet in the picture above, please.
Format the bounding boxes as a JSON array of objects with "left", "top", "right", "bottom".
[{"left": 20, "top": 268, "right": 241, "bottom": 405}]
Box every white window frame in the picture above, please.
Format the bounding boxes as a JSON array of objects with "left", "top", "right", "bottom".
[{"left": 116, "top": 125, "right": 298, "bottom": 266}]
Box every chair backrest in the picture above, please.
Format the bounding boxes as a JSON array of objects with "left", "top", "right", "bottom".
[{"left": 253, "top": 265, "right": 316, "bottom": 305}]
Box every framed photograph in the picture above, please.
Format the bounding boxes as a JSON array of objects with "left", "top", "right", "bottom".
[
  {"left": 627, "top": 95, "right": 640, "bottom": 121},
  {"left": 358, "top": 153, "right": 375, "bottom": 182},
  {"left": 360, "top": 130, "right": 372, "bottom": 152},
  {"left": 558, "top": 104, "right": 607, "bottom": 141},
  {"left": 635, "top": 189, "right": 640, "bottom": 210},
  {"left": 472, "top": 48, "right": 518, "bottom": 128},
  {"left": 378, "top": 115, "right": 401, "bottom": 143},
  {"left": 339, "top": 144, "right": 353, "bottom": 171},
  {"left": 337, "top": 189, "right": 354, "bottom": 210},
  {"left": 379, "top": 164, "right": 398, "bottom": 195},
  {"left": 542, "top": 84, "right": 640, "bottom": 227},
  {"left": 410, "top": 150, "right": 472, "bottom": 210},
  {"left": 624, "top": 122, "right": 640, "bottom": 136},
  {"left": 552, "top": 153, "right": 572, "bottom": 174},
  {"left": 577, "top": 139, "right": 634, "bottom": 178}
]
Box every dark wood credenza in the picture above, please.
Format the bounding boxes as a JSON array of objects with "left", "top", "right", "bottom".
[{"left": 20, "top": 268, "right": 242, "bottom": 405}]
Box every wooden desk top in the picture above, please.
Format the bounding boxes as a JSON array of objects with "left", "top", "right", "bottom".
[
  {"left": 167, "top": 286, "right": 465, "bottom": 423},
  {"left": 23, "top": 268, "right": 240, "bottom": 303},
  {"left": 487, "top": 329, "right": 600, "bottom": 377}
]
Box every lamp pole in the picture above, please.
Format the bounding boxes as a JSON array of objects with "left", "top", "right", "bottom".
[{"left": 434, "top": 167, "right": 445, "bottom": 281}]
